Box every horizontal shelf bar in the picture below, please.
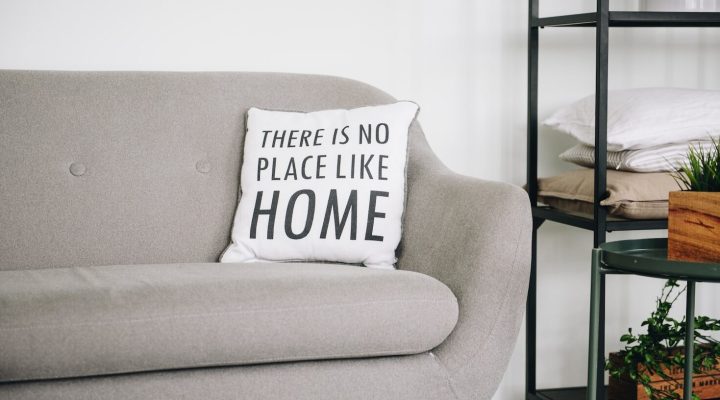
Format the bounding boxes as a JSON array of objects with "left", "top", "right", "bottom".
[
  {"left": 613, "top": 11, "right": 720, "bottom": 27},
  {"left": 532, "top": 206, "right": 668, "bottom": 232},
  {"left": 533, "top": 11, "right": 720, "bottom": 28},
  {"left": 532, "top": 206, "right": 595, "bottom": 230},
  {"left": 606, "top": 218, "right": 668, "bottom": 231},
  {"left": 535, "top": 386, "right": 608, "bottom": 400},
  {"left": 534, "top": 12, "right": 597, "bottom": 27}
]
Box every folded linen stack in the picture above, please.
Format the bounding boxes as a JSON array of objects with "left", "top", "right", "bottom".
[
  {"left": 539, "top": 87, "right": 720, "bottom": 219},
  {"left": 546, "top": 87, "right": 720, "bottom": 172}
]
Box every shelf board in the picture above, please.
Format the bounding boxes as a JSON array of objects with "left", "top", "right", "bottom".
[
  {"left": 532, "top": 205, "right": 668, "bottom": 232},
  {"left": 532, "top": 387, "right": 602, "bottom": 400},
  {"left": 533, "top": 11, "right": 720, "bottom": 28}
]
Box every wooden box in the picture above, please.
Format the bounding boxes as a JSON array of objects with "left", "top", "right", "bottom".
[
  {"left": 608, "top": 352, "right": 720, "bottom": 400},
  {"left": 668, "top": 191, "right": 720, "bottom": 263}
]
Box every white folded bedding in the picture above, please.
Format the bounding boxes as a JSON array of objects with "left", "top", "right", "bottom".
[
  {"left": 544, "top": 88, "right": 720, "bottom": 151},
  {"left": 559, "top": 141, "right": 715, "bottom": 172}
]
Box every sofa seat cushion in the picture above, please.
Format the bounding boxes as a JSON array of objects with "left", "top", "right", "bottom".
[{"left": 0, "top": 263, "right": 458, "bottom": 382}]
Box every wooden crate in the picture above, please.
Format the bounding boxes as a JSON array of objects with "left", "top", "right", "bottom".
[
  {"left": 608, "top": 352, "right": 720, "bottom": 400},
  {"left": 668, "top": 191, "right": 720, "bottom": 263}
]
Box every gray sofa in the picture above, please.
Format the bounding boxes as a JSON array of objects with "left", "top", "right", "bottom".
[{"left": 0, "top": 71, "right": 531, "bottom": 400}]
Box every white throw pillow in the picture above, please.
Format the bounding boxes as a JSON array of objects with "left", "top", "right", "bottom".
[
  {"left": 221, "top": 102, "right": 419, "bottom": 269},
  {"left": 544, "top": 88, "right": 720, "bottom": 151},
  {"left": 559, "top": 141, "right": 716, "bottom": 173}
]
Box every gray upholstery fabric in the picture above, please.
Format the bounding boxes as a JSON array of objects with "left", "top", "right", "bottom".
[
  {"left": 399, "top": 124, "right": 533, "bottom": 400},
  {"left": 0, "top": 70, "right": 397, "bottom": 271},
  {"left": 0, "top": 71, "right": 532, "bottom": 399},
  {"left": 0, "top": 354, "right": 456, "bottom": 400},
  {"left": 0, "top": 262, "right": 458, "bottom": 382}
]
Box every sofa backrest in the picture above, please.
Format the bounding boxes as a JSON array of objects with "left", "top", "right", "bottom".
[{"left": 0, "top": 71, "right": 412, "bottom": 270}]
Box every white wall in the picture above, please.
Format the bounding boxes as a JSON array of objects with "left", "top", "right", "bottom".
[{"left": 1, "top": 1, "right": 719, "bottom": 399}]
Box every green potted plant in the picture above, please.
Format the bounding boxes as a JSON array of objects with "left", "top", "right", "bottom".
[
  {"left": 669, "top": 137, "right": 720, "bottom": 263},
  {"left": 606, "top": 280, "right": 720, "bottom": 400}
]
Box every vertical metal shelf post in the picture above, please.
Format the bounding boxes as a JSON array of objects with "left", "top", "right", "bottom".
[
  {"left": 592, "top": 1, "right": 609, "bottom": 400},
  {"left": 683, "top": 281, "right": 696, "bottom": 400},
  {"left": 526, "top": 0, "right": 540, "bottom": 398}
]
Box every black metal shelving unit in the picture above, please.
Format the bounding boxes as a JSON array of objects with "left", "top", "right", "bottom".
[{"left": 525, "top": 2, "right": 720, "bottom": 400}]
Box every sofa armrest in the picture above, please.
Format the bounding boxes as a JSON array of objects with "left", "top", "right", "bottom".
[{"left": 398, "top": 134, "right": 532, "bottom": 400}]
